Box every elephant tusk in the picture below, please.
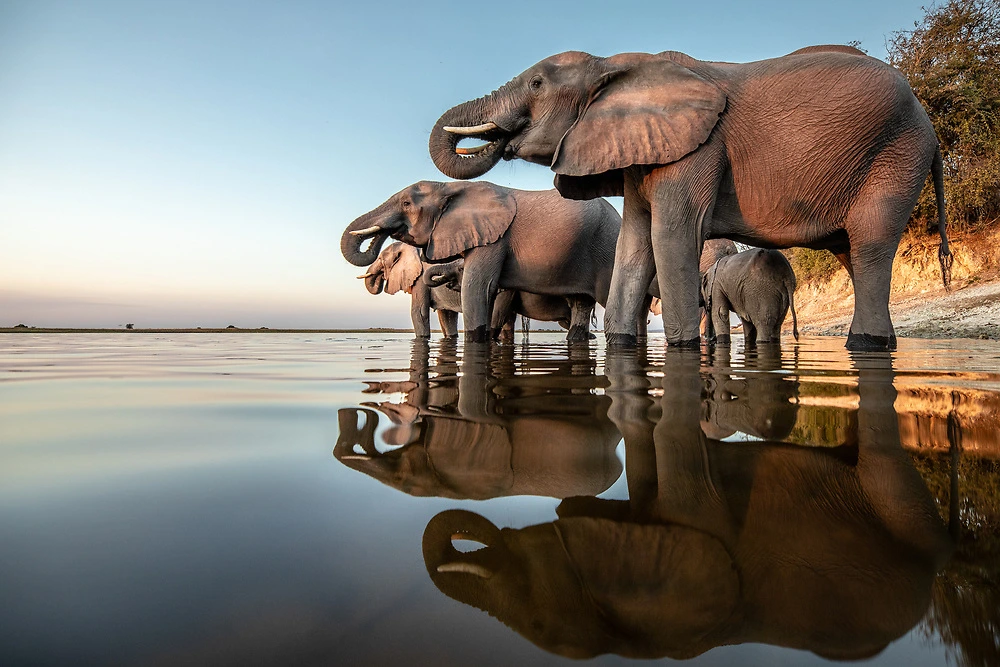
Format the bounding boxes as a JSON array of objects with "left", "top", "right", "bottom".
[
  {"left": 350, "top": 225, "right": 383, "bottom": 236},
  {"left": 442, "top": 122, "right": 500, "bottom": 136},
  {"left": 339, "top": 454, "right": 373, "bottom": 461},
  {"left": 436, "top": 562, "right": 493, "bottom": 578},
  {"left": 356, "top": 273, "right": 371, "bottom": 279},
  {"left": 455, "top": 142, "right": 493, "bottom": 155}
]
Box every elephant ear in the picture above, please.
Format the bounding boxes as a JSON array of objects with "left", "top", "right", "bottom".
[
  {"left": 385, "top": 245, "right": 423, "bottom": 295},
  {"left": 425, "top": 182, "right": 517, "bottom": 261},
  {"left": 551, "top": 58, "right": 726, "bottom": 197},
  {"left": 558, "top": 517, "right": 739, "bottom": 659}
]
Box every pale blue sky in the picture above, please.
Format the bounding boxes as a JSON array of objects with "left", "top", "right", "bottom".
[{"left": 0, "top": 0, "right": 927, "bottom": 328}]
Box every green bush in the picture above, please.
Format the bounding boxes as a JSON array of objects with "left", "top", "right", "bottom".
[{"left": 783, "top": 248, "right": 843, "bottom": 284}]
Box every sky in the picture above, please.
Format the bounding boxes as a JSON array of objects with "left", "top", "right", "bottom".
[{"left": 0, "top": 0, "right": 930, "bottom": 329}]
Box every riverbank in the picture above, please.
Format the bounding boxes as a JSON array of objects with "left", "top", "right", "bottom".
[{"left": 792, "top": 228, "right": 1000, "bottom": 341}]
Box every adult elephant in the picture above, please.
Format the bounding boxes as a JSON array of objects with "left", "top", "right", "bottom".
[
  {"left": 359, "top": 241, "right": 578, "bottom": 340},
  {"left": 702, "top": 248, "right": 800, "bottom": 346},
  {"left": 342, "top": 182, "right": 649, "bottom": 342},
  {"left": 423, "top": 351, "right": 953, "bottom": 660},
  {"left": 428, "top": 46, "right": 952, "bottom": 351},
  {"left": 335, "top": 341, "right": 622, "bottom": 499}
]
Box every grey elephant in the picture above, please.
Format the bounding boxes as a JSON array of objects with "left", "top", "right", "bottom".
[
  {"left": 423, "top": 350, "right": 952, "bottom": 660},
  {"left": 702, "top": 248, "right": 799, "bottom": 346},
  {"left": 335, "top": 342, "right": 621, "bottom": 499},
  {"left": 359, "top": 241, "right": 575, "bottom": 340},
  {"left": 429, "top": 45, "right": 952, "bottom": 351},
  {"left": 342, "top": 181, "right": 652, "bottom": 342},
  {"left": 359, "top": 242, "right": 464, "bottom": 338}
]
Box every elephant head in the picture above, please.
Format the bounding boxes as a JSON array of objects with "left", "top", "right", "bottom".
[
  {"left": 421, "top": 257, "right": 464, "bottom": 290},
  {"left": 357, "top": 242, "right": 424, "bottom": 295},
  {"left": 429, "top": 51, "right": 726, "bottom": 199},
  {"left": 423, "top": 508, "right": 741, "bottom": 660},
  {"left": 341, "top": 180, "right": 517, "bottom": 265}
]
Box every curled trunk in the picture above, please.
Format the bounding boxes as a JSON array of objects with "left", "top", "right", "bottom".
[
  {"left": 341, "top": 200, "right": 399, "bottom": 266},
  {"left": 429, "top": 88, "right": 517, "bottom": 180}
]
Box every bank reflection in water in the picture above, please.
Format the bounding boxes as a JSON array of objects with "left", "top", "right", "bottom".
[{"left": 335, "top": 340, "right": 998, "bottom": 664}]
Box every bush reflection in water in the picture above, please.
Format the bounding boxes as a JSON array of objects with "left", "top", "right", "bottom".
[{"left": 336, "top": 339, "right": 999, "bottom": 665}]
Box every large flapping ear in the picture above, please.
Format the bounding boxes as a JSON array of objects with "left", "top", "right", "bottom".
[
  {"left": 559, "top": 517, "right": 739, "bottom": 659},
  {"left": 385, "top": 244, "right": 424, "bottom": 295},
  {"left": 425, "top": 182, "right": 517, "bottom": 261},
  {"left": 552, "top": 57, "right": 726, "bottom": 180}
]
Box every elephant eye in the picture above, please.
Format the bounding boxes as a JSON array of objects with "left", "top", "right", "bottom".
[
  {"left": 402, "top": 201, "right": 410, "bottom": 209},
  {"left": 529, "top": 76, "right": 543, "bottom": 91}
]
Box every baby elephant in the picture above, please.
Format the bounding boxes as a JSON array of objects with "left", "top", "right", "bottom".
[
  {"left": 702, "top": 249, "right": 799, "bottom": 346},
  {"left": 358, "top": 242, "right": 465, "bottom": 337}
]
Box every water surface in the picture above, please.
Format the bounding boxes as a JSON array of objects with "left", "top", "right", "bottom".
[{"left": 1, "top": 333, "right": 998, "bottom": 666}]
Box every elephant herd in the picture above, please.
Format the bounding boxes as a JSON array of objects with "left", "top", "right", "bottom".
[
  {"left": 342, "top": 43, "right": 953, "bottom": 351},
  {"left": 335, "top": 343, "right": 953, "bottom": 660}
]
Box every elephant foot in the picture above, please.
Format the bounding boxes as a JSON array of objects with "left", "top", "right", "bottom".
[
  {"left": 713, "top": 334, "right": 731, "bottom": 346},
  {"left": 846, "top": 332, "right": 897, "bottom": 352},
  {"left": 668, "top": 337, "right": 702, "bottom": 349},
  {"left": 606, "top": 332, "right": 638, "bottom": 347},
  {"left": 466, "top": 325, "right": 491, "bottom": 343},
  {"left": 567, "top": 325, "right": 590, "bottom": 343}
]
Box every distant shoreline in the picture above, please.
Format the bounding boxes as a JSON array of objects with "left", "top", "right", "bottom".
[
  {"left": 0, "top": 327, "right": 571, "bottom": 334},
  {"left": 0, "top": 327, "right": 414, "bottom": 334}
]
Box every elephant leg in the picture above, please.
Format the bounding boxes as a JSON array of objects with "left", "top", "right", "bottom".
[
  {"left": 460, "top": 245, "right": 505, "bottom": 343},
  {"left": 567, "top": 295, "right": 595, "bottom": 343},
  {"left": 845, "top": 240, "right": 898, "bottom": 350},
  {"left": 490, "top": 291, "right": 517, "bottom": 343},
  {"left": 710, "top": 285, "right": 733, "bottom": 346},
  {"left": 637, "top": 294, "right": 652, "bottom": 340},
  {"left": 741, "top": 319, "right": 757, "bottom": 348},
  {"left": 605, "top": 184, "right": 654, "bottom": 346},
  {"left": 410, "top": 282, "right": 432, "bottom": 338},
  {"left": 437, "top": 309, "right": 459, "bottom": 338},
  {"left": 651, "top": 187, "right": 711, "bottom": 348},
  {"left": 844, "top": 137, "right": 931, "bottom": 351}
]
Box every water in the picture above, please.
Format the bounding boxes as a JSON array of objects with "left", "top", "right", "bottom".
[{"left": 1, "top": 333, "right": 997, "bottom": 667}]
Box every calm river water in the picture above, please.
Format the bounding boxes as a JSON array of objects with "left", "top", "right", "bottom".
[{"left": 1, "top": 333, "right": 998, "bottom": 666}]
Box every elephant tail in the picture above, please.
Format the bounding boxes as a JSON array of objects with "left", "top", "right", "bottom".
[
  {"left": 788, "top": 279, "right": 799, "bottom": 341},
  {"left": 932, "top": 147, "right": 953, "bottom": 291}
]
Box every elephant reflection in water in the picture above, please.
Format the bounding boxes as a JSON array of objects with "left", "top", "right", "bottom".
[
  {"left": 335, "top": 340, "right": 622, "bottom": 500},
  {"left": 424, "top": 350, "right": 953, "bottom": 660}
]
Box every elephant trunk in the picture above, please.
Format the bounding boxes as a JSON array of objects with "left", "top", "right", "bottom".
[
  {"left": 423, "top": 509, "right": 506, "bottom": 580},
  {"left": 361, "top": 261, "right": 386, "bottom": 295},
  {"left": 429, "top": 85, "right": 519, "bottom": 180},
  {"left": 341, "top": 199, "right": 401, "bottom": 266},
  {"left": 422, "top": 258, "right": 464, "bottom": 289},
  {"left": 333, "top": 408, "right": 380, "bottom": 461}
]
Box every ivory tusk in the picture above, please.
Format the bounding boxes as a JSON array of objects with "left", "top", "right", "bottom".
[
  {"left": 455, "top": 142, "right": 493, "bottom": 155},
  {"left": 339, "top": 454, "right": 372, "bottom": 461},
  {"left": 442, "top": 122, "right": 500, "bottom": 136},
  {"left": 350, "top": 225, "right": 383, "bottom": 236},
  {"left": 356, "top": 273, "right": 371, "bottom": 279},
  {"left": 436, "top": 562, "right": 493, "bottom": 578}
]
